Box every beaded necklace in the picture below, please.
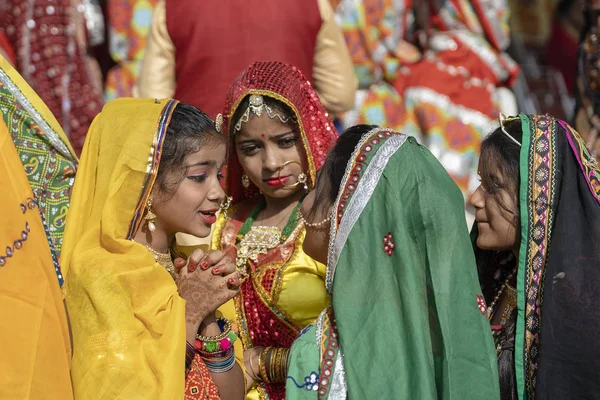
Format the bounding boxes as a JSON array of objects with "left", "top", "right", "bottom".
[
  {"left": 487, "top": 266, "right": 517, "bottom": 320},
  {"left": 235, "top": 197, "right": 302, "bottom": 278},
  {"left": 143, "top": 244, "right": 176, "bottom": 279}
]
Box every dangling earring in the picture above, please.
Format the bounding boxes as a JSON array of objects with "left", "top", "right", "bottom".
[
  {"left": 220, "top": 196, "right": 233, "bottom": 211},
  {"left": 144, "top": 198, "right": 157, "bottom": 232},
  {"left": 241, "top": 174, "right": 250, "bottom": 189},
  {"left": 298, "top": 173, "right": 308, "bottom": 190}
]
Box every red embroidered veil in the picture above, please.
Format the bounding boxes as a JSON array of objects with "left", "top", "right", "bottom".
[{"left": 220, "top": 61, "right": 338, "bottom": 204}]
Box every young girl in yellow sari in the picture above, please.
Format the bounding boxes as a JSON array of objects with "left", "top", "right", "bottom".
[{"left": 62, "top": 99, "right": 245, "bottom": 399}]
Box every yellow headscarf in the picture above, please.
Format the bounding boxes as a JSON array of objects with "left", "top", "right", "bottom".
[
  {"left": 61, "top": 98, "right": 187, "bottom": 399},
  {"left": 0, "top": 118, "right": 72, "bottom": 398}
]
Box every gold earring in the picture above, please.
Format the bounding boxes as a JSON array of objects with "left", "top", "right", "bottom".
[
  {"left": 220, "top": 196, "right": 233, "bottom": 211},
  {"left": 144, "top": 198, "right": 157, "bottom": 232},
  {"left": 241, "top": 174, "right": 250, "bottom": 189},
  {"left": 298, "top": 173, "right": 308, "bottom": 190}
]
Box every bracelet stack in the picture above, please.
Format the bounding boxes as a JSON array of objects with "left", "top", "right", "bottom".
[
  {"left": 256, "top": 346, "right": 290, "bottom": 384},
  {"left": 194, "top": 317, "right": 238, "bottom": 373}
]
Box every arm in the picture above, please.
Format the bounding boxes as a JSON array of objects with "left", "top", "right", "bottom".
[
  {"left": 199, "top": 316, "right": 245, "bottom": 400},
  {"left": 134, "top": 0, "right": 176, "bottom": 98},
  {"left": 312, "top": 0, "right": 358, "bottom": 115}
]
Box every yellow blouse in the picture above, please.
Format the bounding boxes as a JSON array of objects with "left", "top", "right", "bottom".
[{"left": 211, "top": 204, "right": 330, "bottom": 399}]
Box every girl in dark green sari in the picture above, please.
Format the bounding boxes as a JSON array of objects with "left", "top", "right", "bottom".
[
  {"left": 472, "top": 114, "right": 600, "bottom": 399},
  {"left": 286, "top": 125, "right": 500, "bottom": 399}
]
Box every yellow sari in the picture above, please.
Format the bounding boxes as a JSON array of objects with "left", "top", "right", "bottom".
[
  {"left": 0, "top": 117, "right": 73, "bottom": 399},
  {"left": 61, "top": 98, "right": 187, "bottom": 399}
]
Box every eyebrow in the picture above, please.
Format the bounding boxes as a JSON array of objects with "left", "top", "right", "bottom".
[
  {"left": 237, "top": 130, "right": 295, "bottom": 145},
  {"left": 185, "top": 160, "right": 217, "bottom": 168}
]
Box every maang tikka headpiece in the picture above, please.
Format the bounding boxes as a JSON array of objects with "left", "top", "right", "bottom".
[
  {"left": 234, "top": 94, "right": 297, "bottom": 132},
  {"left": 498, "top": 113, "right": 522, "bottom": 147}
]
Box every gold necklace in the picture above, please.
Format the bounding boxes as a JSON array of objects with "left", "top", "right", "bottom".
[
  {"left": 143, "top": 244, "right": 176, "bottom": 278},
  {"left": 487, "top": 267, "right": 517, "bottom": 320}
]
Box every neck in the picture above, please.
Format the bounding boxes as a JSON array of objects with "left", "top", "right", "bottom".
[
  {"left": 261, "top": 190, "right": 304, "bottom": 219},
  {"left": 133, "top": 226, "right": 173, "bottom": 254}
]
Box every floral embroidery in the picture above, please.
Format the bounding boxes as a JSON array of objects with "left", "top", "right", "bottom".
[
  {"left": 287, "top": 371, "right": 319, "bottom": 391},
  {"left": 477, "top": 294, "right": 487, "bottom": 315},
  {"left": 0, "top": 198, "right": 36, "bottom": 267},
  {"left": 383, "top": 232, "right": 395, "bottom": 256}
]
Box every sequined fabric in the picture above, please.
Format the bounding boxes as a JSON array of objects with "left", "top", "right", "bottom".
[
  {"left": 221, "top": 61, "right": 338, "bottom": 205},
  {"left": 1, "top": 0, "right": 104, "bottom": 154},
  {"left": 220, "top": 200, "right": 303, "bottom": 400}
]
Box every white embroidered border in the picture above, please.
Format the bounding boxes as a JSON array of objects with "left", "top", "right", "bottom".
[
  {"left": 404, "top": 87, "right": 493, "bottom": 129},
  {"left": 327, "top": 351, "right": 348, "bottom": 400},
  {"left": 328, "top": 133, "right": 407, "bottom": 289},
  {"left": 0, "top": 68, "right": 75, "bottom": 160},
  {"left": 325, "top": 127, "right": 389, "bottom": 292}
]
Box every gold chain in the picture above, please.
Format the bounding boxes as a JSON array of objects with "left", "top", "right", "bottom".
[{"left": 143, "top": 244, "right": 176, "bottom": 278}]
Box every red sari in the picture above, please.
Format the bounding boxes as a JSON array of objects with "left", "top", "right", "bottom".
[
  {"left": 2, "top": 0, "right": 104, "bottom": 154},
  {"left": 216, "top": 61, "right": 338, "bottom": 399}
]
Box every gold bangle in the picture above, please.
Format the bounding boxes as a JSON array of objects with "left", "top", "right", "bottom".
[
  {"left": 269, "top": 347, "right": 279, "bottom": 383},
  {"left": 274, "top": 348, "right": 284, "bottom": 383},
  {"left": 248, "top": 348, "right": 259, "bottom": 381},
  {"left": 268, "top": 347, "right": 276, "bottom": 383},
  {"left": 259, "top": 347, "right": 271, "bottom": 383},
  {"left": 279, "top": 348, "right": 290, "bottom": 382}
]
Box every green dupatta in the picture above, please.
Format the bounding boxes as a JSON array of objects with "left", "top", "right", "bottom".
[{"left": 287, "top": 127, "right": 499, "bottom": 399}]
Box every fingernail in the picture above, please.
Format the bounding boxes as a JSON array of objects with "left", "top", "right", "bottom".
[
  {"left": 228, "top": 278, "right": 235, "bottom": 284},
  {"left": 188, "top": 259, "right": 197, "bottom": 272},
  {"left": 213, "top": 268, "right": 220, "bottom": 274},
  {"left": 201, "top": 261, "right": 209, "bottom": 270}
]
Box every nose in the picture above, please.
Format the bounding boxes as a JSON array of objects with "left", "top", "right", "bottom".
[
  {"left": 207, "top": 176, "right": 226, "bottom": 204},
  {"left": 263, "top": 146, "right": 282, "bottom": 173},
  {"left": 470, "top": 185, "right": 485, "bottom": 209}
]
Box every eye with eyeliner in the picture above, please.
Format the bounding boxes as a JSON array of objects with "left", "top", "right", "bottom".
[
  {"left": 277, "top": 135, "right": 298, "bottom": 148},
  {"left": 239, "top": 143, "right": 259, "bottom": 155},
  {"left": 187, "top": 174, "right": 208, "bottom": 183}
]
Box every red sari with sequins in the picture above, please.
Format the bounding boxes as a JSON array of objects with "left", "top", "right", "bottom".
[
  {"left": 1, "top": 0, "right": 104, "bottom": 154},
  {"left": 214, "top": 61, "right": 337, "bottom": 399}
]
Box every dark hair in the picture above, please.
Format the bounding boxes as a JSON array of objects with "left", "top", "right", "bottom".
[
  {"left": 229, "top": 95, "right": 297, "bottom": 137},
  {"left": 479, "top": 118, "right": 523, "bottom": 223},
  {"left": 309, "top": 124, "right": 378, "bottom": 218},
  {"left": 155, "top": 103, "right": 224, "bottom": 197},
  {"left": 479, "top": 119, "right": 523, "bottom": 400}
]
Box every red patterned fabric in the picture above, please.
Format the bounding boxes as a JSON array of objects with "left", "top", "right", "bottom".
[
  {"left": 218, "top": 200, "right": 303, "bottom": 400},
  {"left": 0, "top": 31, "right": 16, "bottom": 65},
  {"left": 184, "top": 354, "right": 221, "bottom": 399},
  {"left": 2, "top": 0, "right": 104, "bottom": 154},
  {"left": 221, "top": 61, "right": 338, "bottom": 205},
  {"left": 166, "top": 0, "right": 321, "bottom": 119}
]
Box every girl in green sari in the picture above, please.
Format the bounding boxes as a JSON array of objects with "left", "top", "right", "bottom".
[{"left": 286, "top": 125, "right": 500, "bottom": 399}]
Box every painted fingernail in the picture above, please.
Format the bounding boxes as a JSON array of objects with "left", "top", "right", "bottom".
[
  {"left": 201, "top": 261, "right": 209, "bottom": 270},
  {"left": 188, "top": 259, "right": 197, "bottom": 272},
  {"left": 228, "top": 278, "right": 236, "bottom": 284},
  {"left": 213, "top": 268, "right": 220, "bottom": 274}
]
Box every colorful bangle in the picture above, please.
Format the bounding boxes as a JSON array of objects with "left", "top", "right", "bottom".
[
  {"left": 196, "top": 317, "right": 238, "bottom": 354},
  {"left": 203, "top": 348, "right": 236, "bottom": 373},
  {"left": 196, "top": 317, "right": 232, "bottom": 342}
]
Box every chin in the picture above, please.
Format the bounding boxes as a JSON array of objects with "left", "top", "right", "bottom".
[
  {"left": 186, "top": 226, "right": 212, "bottom": 239},
  {"left": 260, "top": 185, "right": 302, "bottom": 199},
  {"left": 476, "top": 237, "right": 508, "bottom": 252}
]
